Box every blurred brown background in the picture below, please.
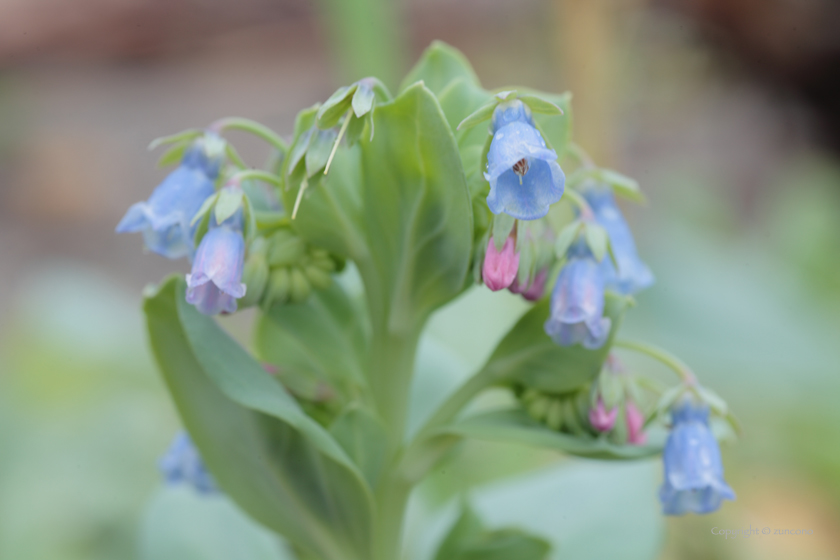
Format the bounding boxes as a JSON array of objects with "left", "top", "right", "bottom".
[{"left": 0, "top": 1, "right": 839, "bottom": 560}]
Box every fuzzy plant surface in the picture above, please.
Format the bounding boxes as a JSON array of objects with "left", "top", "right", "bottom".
[{"left": 121, "top": 42, "right": 739, "bottom": 560}]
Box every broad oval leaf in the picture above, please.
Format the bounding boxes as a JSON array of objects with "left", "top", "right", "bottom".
[
  {"left": 140, "top": 488, "right": 292, "bottom": 560},
  {"left": 143, "top": 276, "right": 374, "bottom": 560},
  {"left": 253, "top": 281, "right": 370, "bottom": 403},
  {"left": 400, "top": 41, "right": 480, "bottom": 95},
  {"left": 288, "top": 84, "right": 473, "bottom": 333},
  {"left": 440, "top": 409, "right": 662, "bottom": 461},
  {"left": 481, "top": 292, "right": 632, "bottom": 393}
]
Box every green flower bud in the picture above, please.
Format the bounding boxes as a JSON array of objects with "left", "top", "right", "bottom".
[
  {"left": 267, "top": 230, "right": 306, "bottom": 267},
  {"left": 527, "top": 395, "right": 551, "bottom": 421},
  {"left": 545, "top": 398, "right": 563, "bottom": 431},
  {"left": 239, "top": 251, "right": 269, "bottom": 308},
  {"left": 264, "top": 267, "right": 291, "bottom": 308},
  {"left": 304, "top": 265, "right": 332, "bottom": 290},
  {"left": 289, "top": 267, "right": 312, "bottom": 303}
]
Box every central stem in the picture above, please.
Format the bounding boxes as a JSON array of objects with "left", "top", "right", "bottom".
[{"left": 366, "top": 324, "right": 421, "bottom": 560}]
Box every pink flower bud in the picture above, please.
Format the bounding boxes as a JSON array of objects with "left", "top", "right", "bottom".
[
  {"left": 626, "top": 401, "right": 647, "bottom": 445},
  {"left": 588, "top": 397, "right": 618, "bottom": 432},
  {"left": 483, "top": 236, "right": 520, "bottom": 291},
  {"left": 510, "top": 269, "right": 548, "bottom": 301}
]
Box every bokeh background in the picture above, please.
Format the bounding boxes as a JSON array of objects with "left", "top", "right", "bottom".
[{"left": 1, "top": 0, "right": 839, "bottom": 559}]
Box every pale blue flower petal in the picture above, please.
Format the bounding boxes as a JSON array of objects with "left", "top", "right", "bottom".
[
  {"left": 584, "top": 187, "right": 654, "bottom": 294},
  {"left": 185, "top": 213, "right": 246, "bottom": 316},
  {"left": 116, "top": 143, "right": 219, "bottom": 260},
  {"left": 660, "top": 401, "right": 735, "bottom": 515},
  {"left": 159, "top": 431, "right": 216, "bottom": 494},
  {"left": 544, "top": 243, "right": 610, "bottom": 349}
]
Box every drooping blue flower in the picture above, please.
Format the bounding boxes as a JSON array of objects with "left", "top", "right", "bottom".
[
  {"left": 544, "top": 241, "right": 611, "bottom": 349},
  {"left": 583, "top": 187, "right": 654, "bottom": 295},
  {"left": 158, "top": 431, "right": 216, "bottom": 494},
  {"left": 116, "top": 134, "right": 223, "bottom": 259},
  {"left": 660, "top": 400, "right": 735, "bottom": 515},
  {"left": 484, "top": 100, "right": 565, "bottom": 220},
  {"left": 185, "top": 208, "right": 246, "bottom": 315}
]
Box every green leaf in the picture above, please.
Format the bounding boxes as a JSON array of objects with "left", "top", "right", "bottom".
[
  {"left": 143, "top": 276, "right": 374, "bottom": 560},
  {"left": 317, "top": 85, "right": 355, "bottom": 129},
  {"left": 140, "top": 488, "right": 292, "bottom": 560},
  {"left": 480, "top": 292, "right": 632, "bottom": 393},
  {"left": 253, "top": 281, "right": 369, "bottom": 401},
  {"left": 456, "top": 100, "right": 498, "bottom": 132},
  {"left": 329, "top": 406, "right": 389, "bottom": 488},
  {"left": 286, "top": 83, "right": 473, "bottom": 332},
  {"left": 471, "top": 461, "right": 664, "bottom": 560},
  {"left": 517, "top": 94, "right": 564, "bottom": 116},
  {"left": 434, "top": 505, "right": 551, "bottom": 560},
  {"left": 214, "top": 188, "right": 244, "bottom": 225},
  {"left": 441, "top": 409, "right": 662, "bottom": 460},
  {"left": 554, "top": 220, "right": 582, "bottom": 258},
  {"left": 584, "top": 222, "right": 609, "bottom": 262},
  {"left": 400, "top": 41, "right": 481, "bottom": 95}
]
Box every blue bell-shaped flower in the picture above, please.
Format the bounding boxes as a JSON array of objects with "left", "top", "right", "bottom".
[
  {"left": 484, "top": 100, "right": 565, "bottom": 220},
  {"left": 544, "top": 241, "right": 611, "bottom": 349},
  {"left": 185, "top": 208, "right": 246, "bottom": 315},
  {"left": 583, "top": 187, "right": 654, "bottom": 295},
  {"left": 660, "top": 400, "right": 735, "bottom": 515},
  {"left": 158, "top": 431, "right": 216, "bottom": 494},
  {"left": 116, "top": 134, "right": 223, "bottom": 260}
]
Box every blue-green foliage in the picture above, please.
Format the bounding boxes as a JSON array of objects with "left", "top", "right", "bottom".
[{"left": 133, "top": 41, "right": 736, "bottom": 560}]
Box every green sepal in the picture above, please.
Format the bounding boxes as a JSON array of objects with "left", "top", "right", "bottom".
[
  {"left": 517, "top": 94, "right": 564, "bottom": 116},
  {"left": 554, "top": 220, "right": 582, "bottom": 258},
  {"left": 148, "top": 128, "right": 203, "bottom": 150},
  {"left": 491, "top": 213, "right": 516, "bottom": 251},
  {"left": 351, "top": 84, "right": 375, "bottom": 118},
  {"left": 214, "top": 188, "right": 244, "bottom": 225},
  {"left": 456, "top": 99, "right": 498, "bottom": 131},
  {"left": 567, "top": 168, "right": 645, "bottom": 203},
  {"left": 306, "top": 128, "right": 338, "bottom": 177},
  {"left": 191, "top": 193, "right": 219, "bottom": 227},
  {"left": 316, "top": 86, "right": 355, "bottom": 130},
  {"left": 583, "top": 221, "right": 609, "bottom": 262},
  {"left": 157, "top": 141, "right": 189, "bottom": 168}
]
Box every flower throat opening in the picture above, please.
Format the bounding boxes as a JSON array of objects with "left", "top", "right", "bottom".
[{"left": 512, "top": 158, "right": 530, "bottom": 185}]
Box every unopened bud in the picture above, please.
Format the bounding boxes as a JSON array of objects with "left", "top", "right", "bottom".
[{"left": 482, "top": 236, "right": 519, "bottom": 291}]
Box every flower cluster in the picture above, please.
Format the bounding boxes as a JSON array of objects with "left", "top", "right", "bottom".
[
  {"left": 473, "top": 95, "right": 733, "bottom": 516},
  {"left": 124, "top": 46, "right": 737, "bottom": 538}
]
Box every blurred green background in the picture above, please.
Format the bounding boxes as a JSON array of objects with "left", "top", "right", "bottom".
[{"left": 0, "top": 0, "right": 839, "bottom": 559}]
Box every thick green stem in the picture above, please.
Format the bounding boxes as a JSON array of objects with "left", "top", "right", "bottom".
[
  {"left": 367, "top": 329, "right": 419, "bottom": 447},
  {"left": 371, "top": 473, "right": 412, "bottom": 560}
]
